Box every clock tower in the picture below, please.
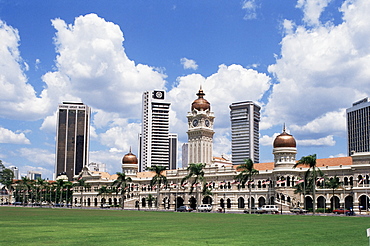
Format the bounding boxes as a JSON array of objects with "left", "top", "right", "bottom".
[{"left": 187, "top": 88, "right": 215, "bottom": 165}]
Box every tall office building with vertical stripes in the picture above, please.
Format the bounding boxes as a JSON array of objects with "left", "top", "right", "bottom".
[
  {"left": 55, "top": 102, "right": 90, "bottom": 181},
  {"left": 139, "top": 90, "right": 177, "bottom": 171},
  {"left": 347, "top": 97, "right": 370, "bottom": 155},
  {"left": 230, "top": 101, "right": 260, "bottom": 165}
]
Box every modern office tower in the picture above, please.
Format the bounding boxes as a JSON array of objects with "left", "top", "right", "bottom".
[
  {"left": 27, "top": 171, "right": 42, "bottom": 180},
  {"left": 169, "top": 133, "right": 178, "bottom": 170},
  {"left": 182, "top": 143, "right": 189, "bottom": 168},
  {"left": 139, "top": 90, "right": 171, "bottom": 172},
  {"left": 8, "top": 166, "right": 19, "bottom": 179},
  {"left": 347, "top": 97, "right": 370, "bottom": 155},
  {"left": 229, "top": 101, "right": 261, "bottom": 165},
  {"left": 187, "top": 88, "right": 215, "bottom": 165},
  {"left": 55, "top": 102, "right": 90, "bottom": 181}
]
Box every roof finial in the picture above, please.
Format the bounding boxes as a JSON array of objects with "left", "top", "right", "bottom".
[
  {"left": 129, "top": 146, "right": 132, "bottom": 153},
  {"left": 283, "top": 123, "right": 286, "bottom": 133}
]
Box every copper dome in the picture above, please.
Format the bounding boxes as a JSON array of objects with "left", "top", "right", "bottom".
[
  {"left": 191, "top": 89, "right": 210, "bottom": 111},
  {"left": 122, "top": 151, "right": 138, "bottom": 164},
  {"left": 273, "top": 129, "right": 296, "bottom": 148}
]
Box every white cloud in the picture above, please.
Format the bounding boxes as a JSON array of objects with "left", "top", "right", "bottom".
[
  {"left": 0, "top": 20, "right": 50, "bottom": 120},
  {"left": 329, "top": 153, "right": 346, "bottom": 158},
  {"left": 42, "top": 13, "right": 166, "bottom": 119},
  {"left": 180, "top": 57, "right": 198, "bottom": 70},
  {"left": 19, "top": 148, "right": 55, "bottom": 167},
  {"left": 260, "top": 133, "right": 280, "bottom": 146},
  {"left": 168, "top": 64, "right": 271, "bottom": 142},
  {"left": 40, "top": 111, "right": 57, "bottom": 134},
  {"left": 297, "top": 135, "right": 335, "bottom": 146},
  {"left": 264, "top": 0, "right": 370, "bottom": 139},
  {"left": 0, "top": 127, "right": 30, "bottom": 144},
  {"left": 242, "top": 0, "right": 258, "bottom": 20},
  {"left": 296, "top": 0, "right": 332, "bottom": 26}
]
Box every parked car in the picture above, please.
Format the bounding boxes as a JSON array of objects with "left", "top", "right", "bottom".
[
  {"left": 75, "top": 203, "right": 82, "bottom": 207},
  {"left": 41, "top": 201, "right": 48, "bottom": 206},
  {"left": 13, "top": 202, "right": 22, "bottom": 206},
  {"left": 197, "top": 204, "right": 212, "bottom": 212},
  {"left": 101, "top": 204, "right": 111, "bottom": 208},
  {"left": 333, "top": 208, "right": 349, "bottom": 214},
  {"left": 260, "top": 205, "right": 279, "bottom": 214},
  {"left": 290, "top": 207, "right": 308, "bottom": 214},
  {"left": 244, "top": 207, "right": 264, "bottom": 214},
  {"left": 176, "top": 205, "right": 193, "bottom": 212}
]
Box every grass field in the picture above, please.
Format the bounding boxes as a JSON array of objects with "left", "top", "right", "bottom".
[{"left": 0, "top": 207, "right": 368, "bottom": 245}]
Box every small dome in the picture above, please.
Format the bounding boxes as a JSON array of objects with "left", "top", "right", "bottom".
[
  {"left": 273, "top": 129, "right": 296, "bottom": 148},
  {"left": 191, "top": 89, "right": 210, "bottom": 111},
  {"left": 122, "top": 150, "right": 138, "bottom": 164}
]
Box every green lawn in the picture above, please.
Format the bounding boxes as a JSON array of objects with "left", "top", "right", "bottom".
[{"left": 0, "top": 207, "right": 368, "bottom": 245}]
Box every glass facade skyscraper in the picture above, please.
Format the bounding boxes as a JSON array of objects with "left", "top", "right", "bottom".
[
  {"left": 55, "top": 102, "right": 90, "bottom": 181},
  {"left": 230, "top": 101, "right": 260, "bottom": 165}
]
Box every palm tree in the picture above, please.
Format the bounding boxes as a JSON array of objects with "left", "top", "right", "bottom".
[
  {"left": 16, "top": 176, "right": 32, "bottom": 205},
  {"left": 147, "top": 166, "right": 168, "bottom": 209},
  {"left": 112, "top": 172, "right": 132, "bottom": 209},
  {"left": 73, "top": 178, "right": 90, "bottom": 207},
  {"left": 146, "top": 194, "right": 156, "bottom": 209},
  {"left": 181, "top": 163, "right": 206, "bottom": 210},
  {"left": 35, "top": 178, "right": 47, "bottom": 205},
  {"left": 293, "top": 154, "right": 321, "bottom": 215},
  {"left": 98, "top": 186, "right": 112, "bottom": 206},
  {"left": 234, "top": 159, "right": 259, "bottom": 214},
  {"left": 326, "top": 176, "right": 342, "bottom": 209}
]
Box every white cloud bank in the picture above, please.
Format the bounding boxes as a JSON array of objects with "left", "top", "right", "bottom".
[
  {"left": 180, "top": 58, "right": 198, "bottom": 70},
  {"left": 0, "top": 127, "right": 30, "bottom": 144}
]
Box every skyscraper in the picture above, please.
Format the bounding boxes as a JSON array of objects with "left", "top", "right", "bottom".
[
  {"left": 169, "top": 133, "right": 178, "bottom": 170},
  {"left": 347, "top": 97, "right": 370, "bottom": 155},
  {"left": 139, "top": 90, "right": 171, "bottom": 171},
  {"left": 55, "top": 102, "right": 90, "bottom": 181},
  {"left": 229, "top": 101, "right": 260, "bottom": 165}
]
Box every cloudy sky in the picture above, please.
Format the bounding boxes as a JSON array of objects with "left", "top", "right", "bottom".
[{"left": 1, "top": 0, "right": 369, "bottom": 180}]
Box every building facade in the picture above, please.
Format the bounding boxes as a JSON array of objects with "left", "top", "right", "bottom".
[
  {"left": 139, "top": 90, "right": 171, "bottom": 171},
  {"left": 347, "top": 97, "right": 370, "bottom": 155},
  {"left": 186, "top": 88, "right": 215, "bottom": 165},
  {"left": 229, "top": 101, "right": 260, "bottom": 164},
  {"left": 169, "top": 133, "right": 178, "bottom": 170},
  {"left": 55, "top": 102, "right": 90, "bottom": 181}
]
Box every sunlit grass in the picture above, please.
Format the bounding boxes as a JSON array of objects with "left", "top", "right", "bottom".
[{"left": 0, "top": 207, "right": 368, "bottom": 245}]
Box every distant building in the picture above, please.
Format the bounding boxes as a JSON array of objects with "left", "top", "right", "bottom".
[
  {"left": 139, "top": 90, "right": 175, "bottom": 171},
  {"left": 347, "top": 97, "right": 370, "bottom": 155},
  {"left": 229, "top": 101, "right": 260, "bottom": 164},
  {"left": 87, "top": 162, "right": 106, "bottom": 172},
  {"left": 169, "top": 133, "right": 178, "bottom": 170},
  {"left": 27, "top": 171, "right": 42, "bottom": 180},
  {"left": 55, "top": 102, "right": 90, "bottom": 181},
  {"left": 182, "top": 143, "right": 188, "bottom": 168},
  {"left": 8, "top": 166, "right": 19, "bottom": 180}
]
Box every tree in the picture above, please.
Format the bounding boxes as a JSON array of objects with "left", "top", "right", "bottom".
[
  {"left": 146, "top": 194, "right": 156, "bottom": 209},
  {"left": 326, "top": 176, "right": 342, "bottom": 209},
  {"left": 181, "top": 163, "right": 206, "bottom": 210},
  {"left": 0, "top": 164, "right": 14, "bottom": 204},
  {"left": 293, "top": 154, "right": 321, "bottom": 215},
  {"left": 147, "top": 166, "right": 168, "bottom": 209},
  {"left": 16, "top": 177, "right": 32, "bottom": 205},
  {"left": 112, "top": 172, "right": 132, "bottom": 209},
  {"left": 73, "top": 178, "right": 90, "bottom": 207},
  {"left": 234, "top": 159, "right": 259, "bottom": 214},
  {"left": 97, "top": 186, "right": 112, "bottom": 206}
]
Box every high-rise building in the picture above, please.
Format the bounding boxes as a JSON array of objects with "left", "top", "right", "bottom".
[
  {"left": 139, "top": 90, "right": 171, "bottom": 172},
  {"left": 347, "top": 97, "right": 370, "bottom": 155},
  {"left": 8, "top": 166, "right": 19, "bottom": 180},
  {"left": 182, "top": 143, "right": 189, "bottom": 168},
  {"left": 27, "top": 171, "right": 42, "bottom": 180},
  {"left": 55, "top": 102, "right": 90, "bottom": 181},
  {"left": 229, "top": 101, "right": 260, "bottom": 165},
  {"left": 169, "top": 133, "right": 178, "bottom": 170},
  {"left": 187, "top": 88, "right": 215, "bottom": 165}
]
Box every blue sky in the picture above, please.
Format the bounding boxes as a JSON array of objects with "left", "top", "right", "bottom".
[{"left": 1, "top": 0, "right": 369, "bottom": 180}]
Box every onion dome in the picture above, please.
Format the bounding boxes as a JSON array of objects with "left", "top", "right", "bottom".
[
  {"left": 191, "top": 88, "right": 210, "bottom": 111},
  {"left": 273, "top": 127, "right": 296, "bottom": 148},
  {"left": 122, "top": 148, "right": 138, "bottom": 164}
]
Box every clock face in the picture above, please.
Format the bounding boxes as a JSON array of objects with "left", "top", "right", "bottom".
[
  {"left": 192, "top": 119, "right": 198, "bottom": 127},
  {"left": 205, "top": 120, "right": 210, "bottom": 127}
]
